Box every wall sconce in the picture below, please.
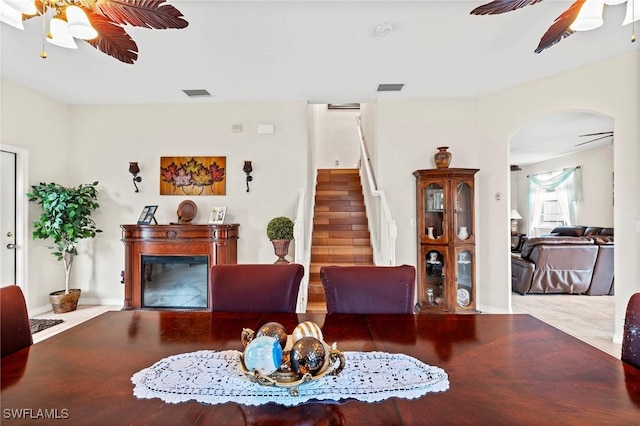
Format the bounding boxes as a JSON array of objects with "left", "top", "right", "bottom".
[
  {"left": 243, "top": 161, "right": 253, "bottom": 192},
  {"left": 129, "top": 162, "right": 142, "bottom": 192}
]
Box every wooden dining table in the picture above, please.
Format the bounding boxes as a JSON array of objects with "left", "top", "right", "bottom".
[{"left": 1, "top": 310, "right": 639, "bottom": 425}]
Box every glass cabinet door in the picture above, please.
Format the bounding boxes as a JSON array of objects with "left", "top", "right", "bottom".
[
  {"left": 455, "top": 248, "right": 473, "bottom": 309},
  {"left": 455, "top": 182, "right": 472, "bottom": 241},
  {"left": 424, "top": 248, "right": 446, "bottom": 306},
  {"left": 424, "top": 183, "right": 445, "bottom": 241}
]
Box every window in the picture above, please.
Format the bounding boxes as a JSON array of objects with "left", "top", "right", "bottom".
[
  {"left": 527, "top": 167, "right": 580, "bottom": 236},
  {"left": 540, "top": 190, "right": 566, "bottom": 226}
]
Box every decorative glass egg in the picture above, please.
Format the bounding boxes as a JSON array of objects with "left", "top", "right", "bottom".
[
  {"left": 290, "top": 336, "right": 326, "bottom": 375},
  {"left": 243, "top": 335, "right": 283, "bottom": 376},
  {"left": 292, "top": 321, "right": 323, "bottom": 343},
  {"left": 257, "top": 322, "right": 288, "bottom": 349}
]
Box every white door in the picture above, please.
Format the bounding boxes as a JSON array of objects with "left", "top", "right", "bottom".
[
  {"left": 1, "top": 149, "right": 17, "bottom": 286},
  {"left": 1, "top": 144, "right": 28, "bottom": 296}
]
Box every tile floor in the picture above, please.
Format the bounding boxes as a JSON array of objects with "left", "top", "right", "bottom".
[
  {"left": 31, "top": 294, "right": 621, "bottom": 358},
  {"left": 511, "top": 293, "right": 620, "bottom": 358},
  {"left": 30, "top": 305, "right": 121, "bottom": 344}
]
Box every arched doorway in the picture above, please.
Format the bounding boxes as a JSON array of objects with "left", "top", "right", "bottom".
[{"left": 508, "top": 110, "right": 617, "bottom": 355}]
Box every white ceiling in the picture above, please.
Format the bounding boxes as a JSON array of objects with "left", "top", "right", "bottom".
[
  {"left": 510, "top": 111, "right": 614, "bottom": 166},
  {"left": 0, "top": 0, "right": 636, "bottom": 162}
]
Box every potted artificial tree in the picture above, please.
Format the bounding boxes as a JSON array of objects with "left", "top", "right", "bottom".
[
  {"left": 266, "top": 216, "right": 294, "bottom": 264},
  {"left": 27, "top": 181, "right": 102, "bottom": 313}
]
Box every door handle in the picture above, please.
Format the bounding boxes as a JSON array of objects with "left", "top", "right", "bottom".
[{"left": 6, "top": 243, "right": 16, "bottom": 249}]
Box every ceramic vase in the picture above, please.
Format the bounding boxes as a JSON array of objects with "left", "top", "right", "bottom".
[
  {"left": 427, "top": 226, "right": 435, "bottom": 239},
  {"left": 458, "top": 226, "right": 469, "bottom": 240},
  {"left": 434, "top": 146, "right": 452, "bottom": 169}
]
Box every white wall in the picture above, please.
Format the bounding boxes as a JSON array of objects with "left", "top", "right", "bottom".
[
  {"left": 312, "top": 106, "right": 360, "bottom": 169},
  {"left": 374, "top": 98, "right": 480, "bottom": 271},
  {"left": 1, "top": 79, "right": 72, "bottom": 310},
  {"left": 513, "top": 144, "right": 614, "bottom": 235}
]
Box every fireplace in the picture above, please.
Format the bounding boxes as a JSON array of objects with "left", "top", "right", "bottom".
[
  {"left": 121, "top": 223, "right": 239, "bottom": 310},
  {"left": 142, "top": 255, "right": 209, "bottom": 310}
]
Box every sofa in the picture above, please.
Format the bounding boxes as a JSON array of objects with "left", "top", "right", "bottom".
[{"left": 511, "top": 226, "right": 614, "bottom": 296}]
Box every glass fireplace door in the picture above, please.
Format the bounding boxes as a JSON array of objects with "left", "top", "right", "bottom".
[{"left": 141, "top": 255, "right": 209, "bottom": 309}]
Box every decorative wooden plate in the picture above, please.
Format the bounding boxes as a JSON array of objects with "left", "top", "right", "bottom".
[{"left": 177, "top": 200, "right": 197, "bottom": 224}]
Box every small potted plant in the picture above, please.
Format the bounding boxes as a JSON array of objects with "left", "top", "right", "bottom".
[
  {"left": 27, "top": 181, "right": 102, "bottom": 313},
  {"left": 266, "top": 216, "right": 294, "bottom": 264}
]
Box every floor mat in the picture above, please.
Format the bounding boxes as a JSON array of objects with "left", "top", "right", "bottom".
[{"left": 29, "top": 318, "right": 64, "bottom": 334}]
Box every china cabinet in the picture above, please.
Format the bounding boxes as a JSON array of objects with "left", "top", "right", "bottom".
[{"left": 413, "top": 168, "right": 479, "bottom": 313}]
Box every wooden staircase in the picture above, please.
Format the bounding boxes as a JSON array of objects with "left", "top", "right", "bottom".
[{"left": 306, "top": 169, "right": 374, "bottom": 312}]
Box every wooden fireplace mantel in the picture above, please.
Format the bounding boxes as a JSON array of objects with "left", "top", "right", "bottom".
[{"left": 120, "top": 224, "right": 239, "bottom": 310}]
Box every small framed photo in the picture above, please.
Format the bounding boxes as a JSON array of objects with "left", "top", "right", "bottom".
[
  {"left": 209, "top": 207, "right": 227, "bottom": 224},
  {"left": 137, "top": 205, "right": 158, "bottom": 225}
]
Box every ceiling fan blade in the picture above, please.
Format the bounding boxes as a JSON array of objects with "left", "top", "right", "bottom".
[
  {"left": 470, "top": 0, "right": 543, "bottom": 15},
  {"left": 535, "top": 0, "right": 584, "bottom": 53},
  {"left": 574, "top": 134, "right": 614, "bottom": 146},
  {"left": 578, "top": 131, "right": 614, "bottom": 137}
]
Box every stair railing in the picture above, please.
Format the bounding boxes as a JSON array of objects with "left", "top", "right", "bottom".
[
  {"left": 355, "top": 115, "right": 397, "bottom": 266},
  {"left": 293, "top": 187, "right": 309, "bottom": 312}
]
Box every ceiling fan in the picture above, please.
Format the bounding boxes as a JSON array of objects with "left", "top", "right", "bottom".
[
  {"left": 575, "top": 131, "right": 614, "bottom": 146},
  {"left": 0, "top": 0, "right": 188, "bottom": 64},
  {"left": 470, "top": 0, "right": 638, "bottom": 53}
]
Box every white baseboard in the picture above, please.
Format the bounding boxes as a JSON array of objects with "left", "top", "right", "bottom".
[{"left": 28, "top": 298, "right": 123, "bottom": 317}]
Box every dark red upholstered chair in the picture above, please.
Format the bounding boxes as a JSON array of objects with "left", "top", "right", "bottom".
[
  {"left": 320, "top": 264, "right": 416, "bottom": 314},
  {"left": 1, "top": 285, "right": 33, "bottom": 357},
  {"left": 622, "top": 292, "right": 640, "bottom": 368},
  {"left": 210, "top": 264, "right": 304, "bottom": 313}
]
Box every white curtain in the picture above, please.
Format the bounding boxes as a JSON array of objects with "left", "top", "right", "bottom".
[{"left": 527, "top": 167, "right": 581, "bottom": 235}]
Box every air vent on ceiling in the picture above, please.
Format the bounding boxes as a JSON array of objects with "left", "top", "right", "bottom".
[
  {"left": 377, "top": 83, "right": 404, "bottom": 92},
  {"left": 510, "top": 165, "right": 522, "bottom": 171},
  {"left": 182, "top": 89, "right": 212, "bottom": 98},
  {"left": 328, "top": 103, "right": 360, "bottom": 110}
]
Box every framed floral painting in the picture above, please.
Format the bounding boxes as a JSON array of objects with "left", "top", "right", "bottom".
[{"left": 160, "top": 156, "right": 226, "bottom": 195}]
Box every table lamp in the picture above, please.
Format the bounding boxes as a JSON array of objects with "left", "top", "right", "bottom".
[{"left": 510, "top": 209, "right": 523, "bottom": 234}]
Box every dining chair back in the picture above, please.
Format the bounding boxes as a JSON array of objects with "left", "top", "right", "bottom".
[
  {"left": 320, "top": 264, "right": 416, "bottom": 314},
  {"left": 210, "top": 264, "right": 304, "bottom": 313},
  {"left": 1, "top": 285, "right": 33, "bottom": 357},
  {"left": 622, "top": 292, "right": 640, "bottom": 368}
]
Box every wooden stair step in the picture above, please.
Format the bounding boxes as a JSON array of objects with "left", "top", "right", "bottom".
[
  {"left": 312, "top": 230, "right": 370, "bottom": 239},
  {"left": 317, "top": 169, "right": 359, "bottom": 176},
  {"left": 310, "top": 254, "right": 374, "bottom": 263},
  {"left": 313, "top": 217, "right": 368, "bottom": 226},
  {"left": 313, "top": 204, "right": 365, "bottom": 212},
  {"left": 313, "top": 211, "right": 366, "bottom": 218},
  {"left": 312, "top": 222, "right": 368, "bottom": 231},
  {"left": 315, "top": 182, "right": 362, "bottom": 190},
  {"left": 312, "top": 237, "right": 371, "bottom": 246},
  {"left": 305, "top": 301, "right": 327, "bottom": 313},
  {"left": 311, "top": 245, "right": 373, "bottom": 254},
  {"left": 313, "top": 199, "right": 365, "bottom": 208}
]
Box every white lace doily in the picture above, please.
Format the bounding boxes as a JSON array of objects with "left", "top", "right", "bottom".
[{"left": 131, "top": 350, "right": 449, "bottom": 406}]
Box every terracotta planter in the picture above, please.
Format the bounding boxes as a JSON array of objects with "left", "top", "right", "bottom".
[
  {"left": 271, "top": 239, "right": 291, "bottom": 264},
  {"left": 49, "top": 289, "right": 81, "bottom": 313}
]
